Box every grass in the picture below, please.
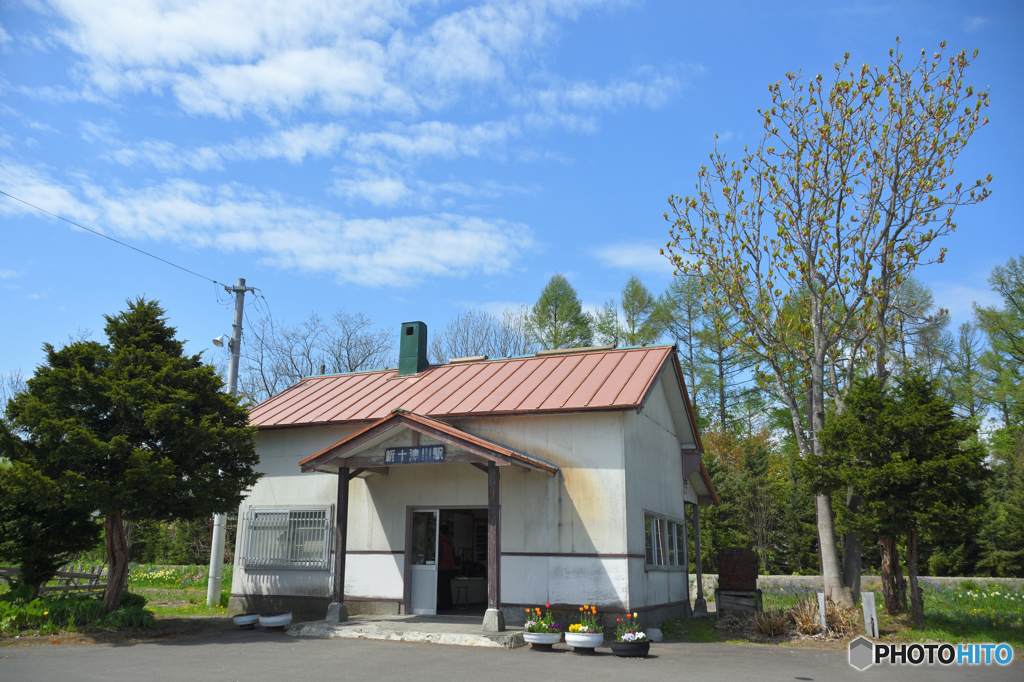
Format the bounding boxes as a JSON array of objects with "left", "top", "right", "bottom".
[{"left": 128, "top": 564, "right": 232, "bottom": 617}]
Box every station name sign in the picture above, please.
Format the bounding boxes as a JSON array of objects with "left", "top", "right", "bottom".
[{"left": 384, "top": 445, "right": 446, "bottom": 464}]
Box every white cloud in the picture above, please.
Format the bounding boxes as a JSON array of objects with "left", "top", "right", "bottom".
[
  {"left": 332, "top": 169, "right": 529, "bottom": 207},
  {"left": 0, "top": 158, "right": 533, "bottom": 287},
  {"left": 36, "top": 0, "right": 636, "bottom": 120},
  {"left": 0, "top": 22, "right": 11, "bottom": 46},
  {"left": 0, "top": 269, "right": 17, "bottom": 279},
  {"left": 347, "top": 120, "right": 518, "bottom": 166},
  {"left": 591, "top": 242, "right": 674, "bottom": 273},
  {"left": 964, "top": 16, "right": 989, "bottom": 32},
  {"left": 930, "top": 280, "right": 1001, "bottom": 324},
  {"left": 100, "top": 123, "right": 347, "bottom": 171}
]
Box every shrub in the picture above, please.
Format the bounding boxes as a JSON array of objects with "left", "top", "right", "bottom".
[
  {"left": 789, "top": 600, "right": 820, "bottom": 635},
  {"left": 825, "top": 600, "right": 858, "bottom": 638},
  {"left": 104, "top": 606, "right": 155, "bottom": 628},
  {"left": 120, "top": 592, "right": 148, "bottom": 609},
  {"left": 752, "top": 608, "right": 788, "bottom": 636}
]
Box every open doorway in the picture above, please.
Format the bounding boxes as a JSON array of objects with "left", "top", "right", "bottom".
[
  {"left": 437, "top": 509, "right": 489, "bottom": 616},
  {"left": 407, "top": 507, "right": 489, "bottom": 616}
]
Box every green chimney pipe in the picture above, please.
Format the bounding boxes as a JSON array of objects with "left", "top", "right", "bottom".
[{"left": 398, "top": 321, "right": 429, "bottom": 376}]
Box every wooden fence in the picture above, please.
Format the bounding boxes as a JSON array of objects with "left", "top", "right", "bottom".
[{"left": 0, "top": 564, "right": 107, "bottom": 595}]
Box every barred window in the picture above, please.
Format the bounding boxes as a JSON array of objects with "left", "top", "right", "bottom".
[
  {"left": 242, "top": 507, "right": 333, "bottom": 570},
  {"left": 645, "top": 512, "right": 684, "bottom": 569}
]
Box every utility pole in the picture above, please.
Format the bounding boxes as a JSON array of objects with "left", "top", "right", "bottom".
[{"left": 207, "top": 277, "right": 254, "bottom": 606}]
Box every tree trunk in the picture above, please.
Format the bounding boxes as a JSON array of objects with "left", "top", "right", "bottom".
[
  {"left": 102, "top": 509, "right": 130, "bottom": 613},
  {"left": 810, "top": 335, "right": 853, "bottom": 608},
  {"left": 907, "top": 530, "right": 924, "bottom": 624},
  {"left": 878, "top": 535, "right": 906, "bottom": 615}
]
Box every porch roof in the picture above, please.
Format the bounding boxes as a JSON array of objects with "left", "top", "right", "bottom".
[{"left": 298, "top": 409, "right": 559, "bottom": 476}]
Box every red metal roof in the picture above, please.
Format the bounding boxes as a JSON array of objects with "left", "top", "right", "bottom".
[{"left": 249, "top": 345, "right": 675, "bottom": 428}]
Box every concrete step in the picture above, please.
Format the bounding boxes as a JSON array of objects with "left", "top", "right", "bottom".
[{"left": 287, "top": 619, "right": 526, "bottom": 649}]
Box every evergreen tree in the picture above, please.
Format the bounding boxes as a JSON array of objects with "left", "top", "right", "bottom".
[
  {"left": 526, "top": 274, "right": 593, "bottom": 349},
  {"left": 815, "top": 372, "right": 989, "bottom": 622},
  {"left": 0, "top": 459, "right": 101, "bottom": 597},
  {"left": 2, "top": 299, "right": 260, "bottom": 611}
]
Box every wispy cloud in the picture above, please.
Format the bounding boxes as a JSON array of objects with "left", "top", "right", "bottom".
[
  {"left": 0, "top": 158, "right": 533, "bottom": 287},
  {"left": 94, "top": 123, "right": 348, "bottom": 172},
  {"left": 591, "top": 242, "right": 674, "bottom": 273},
  {"left": 964, "top": 16, "right": 989, "bottom": 33},
  {"left": 0, "top": 269, "right": 18, "bottom": 279}
]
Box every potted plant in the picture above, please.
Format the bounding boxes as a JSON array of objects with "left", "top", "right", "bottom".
[
  {"left": 565, "top": 605, "right": 604, "bottom": 653},
  {"left": 522, "top": 604, "right": 563, "bottom": 650},
  {"left": 610, "top": 612, "right": 649, "bottom": 657}
]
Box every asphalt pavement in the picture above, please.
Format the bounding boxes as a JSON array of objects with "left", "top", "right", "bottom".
[{"left": 0, "top": 627, "right": 1020, "bottom": 681}]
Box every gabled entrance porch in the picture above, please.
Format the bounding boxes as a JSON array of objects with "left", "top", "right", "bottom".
[{"left": 298, "top": 409, "right": 558, "bottom": 632}]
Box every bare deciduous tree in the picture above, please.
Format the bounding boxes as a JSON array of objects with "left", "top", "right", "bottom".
[
  {"left": 237, "top": 310, "right": 394, "bottom": 404},
  {"left": 430, "top": 306, "right": 536, "bottom": 363}
]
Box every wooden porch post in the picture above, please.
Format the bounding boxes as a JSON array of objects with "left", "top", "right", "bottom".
[
  {"left": 483, "top": 461, "right": 505, "bottom": 631},
  {"left": 328, "top": 466, "right": 350, "bottom": 622},
  {"left": 692, "top": 502, "right": 707, "bottom": 615}
]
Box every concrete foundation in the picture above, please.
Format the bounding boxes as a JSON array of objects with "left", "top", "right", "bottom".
[
  {"left": 481, "top": 608, "right": 505, "bottom": 632},
  {"left": 326, "top": 602, "right": 348, "bottom": 622},
  {"left": 229, "top": 596, "right": 401, "bottom": 621}
]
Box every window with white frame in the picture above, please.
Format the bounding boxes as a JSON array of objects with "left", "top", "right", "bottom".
[
  {"left": 242, "top": 506, "right": 333, "bottom": 570},
  {"left": 644, "top": 512, "right": 685, "bottom": 569}
]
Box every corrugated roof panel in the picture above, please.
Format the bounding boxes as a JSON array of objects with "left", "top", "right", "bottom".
[
  {"left": 451, "top": 359, "right": 526, "bottom": 414},
  {"left": 247, "top": 345, "right": 676, "bottom": 427},
  {"left": 470, "top": 359, "right": 544, "bottom": 414},
  {"left": 410, "top": 362, "right": 490, "bottom": 415},
  {"left": 561, "top": 351, "right": 625, "bottom": 408},
  {"left": 614, "top": 349, "right": 668, "bottom": 405},
  {"left": 307, "top": 372, "right": 393, "bottom": 423},
  {"left": 490, "top": 356, "right": 563, "bottom": 412},
  {"left": 541, "top": 352, "right": 606, "bottom": 409},
  {"left": 590, "top": 349, "right": 645, "bottom": 405},
  {"left": 429, "top": 361, "right": 507, "bottom": 414}
]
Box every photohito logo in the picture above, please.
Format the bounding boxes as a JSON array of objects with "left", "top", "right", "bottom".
[{"left": 848, "top": 637, "right": 1015, "bottom": 670}]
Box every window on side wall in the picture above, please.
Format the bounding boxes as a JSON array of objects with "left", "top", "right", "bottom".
[
  {"left": 644, "top": 512, "right": 684, "bottom": 570},
  {"left": 242, "top": 506, "right": 333, "bottom": 570}
]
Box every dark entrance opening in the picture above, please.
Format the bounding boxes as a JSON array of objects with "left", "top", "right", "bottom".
[{"left": 437, "top": 508, "right": 489, "bottom": 616}]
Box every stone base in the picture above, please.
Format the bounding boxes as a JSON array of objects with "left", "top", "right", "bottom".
[
  {"left": 482, "top": 608, "right": 505, "bottom": 632},
  {"left": 326, "top": 602, "right": 348, "bottom": 622},
  {"left": 692, "top": 597, "right": 708, "bottom": 617}
]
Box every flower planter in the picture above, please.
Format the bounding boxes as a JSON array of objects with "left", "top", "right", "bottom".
[
  {"left": 259, "top": 611, "right": 293, "bottom": 628},
  {"left": 233, "top": 613, "right": 260, "bottom": 629},
  {"left": 564, "top": 632, "right": 604, "bottom": 652},
  {"left": 523, "top": 632, "right": 562, "bottom": 650},
  {"left": 611, "top": 641, "right": 650, "bottom": 658}
]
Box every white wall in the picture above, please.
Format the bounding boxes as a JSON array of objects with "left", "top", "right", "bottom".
[
  {"left": 232, "top": 411, "right": 634, "bottom": 607},
  {"left": 624, "top": 372, "right": 691, "bottom": 610}
]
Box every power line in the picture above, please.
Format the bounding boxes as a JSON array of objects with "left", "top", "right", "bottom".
[{"left": 0, "top": 188, "right": 221, "bottom": 286}]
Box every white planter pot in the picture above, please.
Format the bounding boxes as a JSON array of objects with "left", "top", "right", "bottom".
[
  {"left": 523, "top": 632, "right": 562, "bottom": 648},
  {"left": 233, "top": 613, "right": 260, "bottom": 628},
  {"left": 565, "top": 632, "right": 604, "bottom": 649},
  {"left": 259, "top": 612, "right": 293, "bottom": 628}
]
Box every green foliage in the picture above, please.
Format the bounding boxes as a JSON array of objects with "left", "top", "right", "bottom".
[
  {"left": 0, "top": 590, "right": 153, "bottom": 636},
  {"left": 0, "top": 459, "right": 101, "bottom": 597},
  {"left": 813, "top": 372, "right": 988, "bottom": 539},
  {"left": 1, "top": 298, "right": 260, "bottom": 610},
  {"left": 526, "top": 274, "right": 593, "bottom": 350}
]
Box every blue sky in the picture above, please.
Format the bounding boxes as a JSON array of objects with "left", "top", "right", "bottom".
[{"left": 2, "top": 0, "right": 1022, "bottom": 377}]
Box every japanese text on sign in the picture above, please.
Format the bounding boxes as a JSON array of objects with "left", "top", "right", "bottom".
[{"left": 384, "top": 445, "right": 446, "bottom": 464}]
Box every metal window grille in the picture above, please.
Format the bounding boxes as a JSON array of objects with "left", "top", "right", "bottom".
[
  {"left": 242, "top": 507, "right": 333, "bottom": 570},
  {"left": 645, "top": 512, "right": 684, "bottom": 568}
]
